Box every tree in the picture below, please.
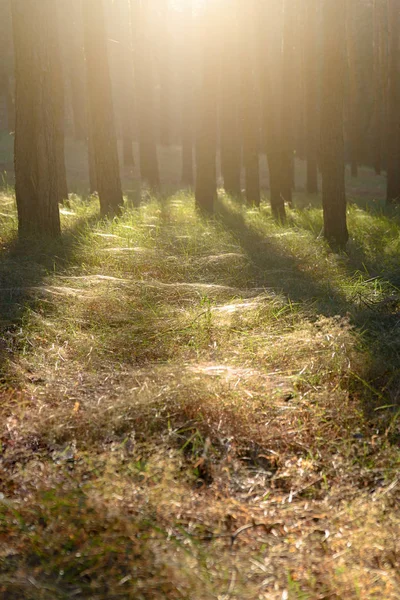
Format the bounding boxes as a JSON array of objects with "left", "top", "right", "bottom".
[
  {"left": 258, "top": 0, "right": 286, "bottom": 220},
  {"left": 83, "top": 0, "right": 123, "bottom": 216},
  {"left": 0, "top": 0, "right": 15, "bottom": 133},
  {"left": 130, "top": 0, "right": 160, "bottom": 187},
  {"left": 60, "top": 0, "right": 87, "bottom": 141},
  {"left": 280, "top": 0, "right": 298, "bottom": 207},
  {"left": 346, "top": 0, "right": 362, "bottom": 178},
  {"left": 220, "top": 0, "right": 241, "bottom": 198},
  {"left": 386, "top": 0, "right": 400, "bottom": 203},
  {"left": 240, "top": 0, "right": 260, "bottom": 207},
  {"left": 320, "top": 0, "right": 348, "bottom": 249},
  {"left": 156, "top": 0, "right": 171, "bottom": 146},
  {"left": 181, "top": 0, "right": 194, "bottom": 186},
  {"left": 195, "top": 2, "right": 218, "bottom": 214},
  {"left": 12, "top": 0, "right": 65, "bottom": 238},
  {"left": 304, "top": 0, "right": 319, "bottom": 194},
  {"left": 372, "top": 0, "right": 388, "bottom": 176},
  {"left": 110, "top": 0, "right": 135, "bottom": 167}
]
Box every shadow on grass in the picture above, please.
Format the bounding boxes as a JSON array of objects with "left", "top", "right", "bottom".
[
  {"left": 0, "top": 212, "right": 101, "bottom": 381},
  {"left": 215, "top": 198, "right": 400, "bottom": 415}
]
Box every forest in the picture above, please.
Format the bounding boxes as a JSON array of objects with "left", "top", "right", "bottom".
[{"left": 0, "top": 0, "right": 399, "bottom": 598}]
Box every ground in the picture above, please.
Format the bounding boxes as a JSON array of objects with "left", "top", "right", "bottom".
[{"left": 0, "top": 145, "right": 399, "bottom": 599}]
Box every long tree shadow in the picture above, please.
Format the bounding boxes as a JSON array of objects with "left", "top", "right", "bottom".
[
  {"left": 215, "top": 198, "right": 400, "bottom": 416},
  {"left": 0, "top": 211, "right": 102, "bottom": 381}
]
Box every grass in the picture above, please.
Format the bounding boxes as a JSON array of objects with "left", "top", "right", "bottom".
[{"left": 0, "top": 186, "right": 399, "bottom": 599}]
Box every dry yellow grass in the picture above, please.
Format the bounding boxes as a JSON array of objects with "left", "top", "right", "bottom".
[{"left": 0, "top": 193, "right": 399, "bottom": 599}]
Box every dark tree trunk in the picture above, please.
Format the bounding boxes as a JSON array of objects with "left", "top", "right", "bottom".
[
  {"left": 61, "top": 0, "right": 87, "bottom": 141},
  {"left": 372, "top": 0, "right": 388, "bottom": 176},
  {"left": 181, "top": 0, "right": 194, "bottom": 186},
  {"left": 195, "top": 4, "right": 218, "bottom": 214},
  {"left": 131, "top": 0, "right": 160, "bottom": 187},
  {"left": 241, "top": 0, "right": 260, "bottom": 207},
  {"left": 158, "top": 0, "right": 170, "bottom": 146},
  {"left": 257, "top": 0, "right": 286, "bottom": 220},
  {"left": 113, "top": 0, "right": 135, "bottom": 167},
  {"left": 280, "top": 0, "right": 297, "bottom": 207},
  {"left": 220, "top": 0, "right": 241, "bottom": 198},
  {"left": 346, "top": 0, "right": 362, "bottom": 179},
  {"left": 0, "top": 0, "right": 15, "bottom": 133},
  {"left": 321, "top": 0, "right": 348, "bottom": 250},
  {"left": 83, "top": 0, "right": 123, "bottom": 216},
  {"left": 305, "top": 0, "right": 319, "bottom": 194},
  {"left": 386, "top": 0, "right": 400, "bottom": 203},
  {"left": 12, "top": 0, "right": 62, "bottom": 238}
]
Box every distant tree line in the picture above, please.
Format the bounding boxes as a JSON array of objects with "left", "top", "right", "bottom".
[{"left": 0, "top": 0, "right": 399, "bottom": 250}]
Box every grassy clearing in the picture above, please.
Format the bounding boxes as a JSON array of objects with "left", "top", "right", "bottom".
[{"left": 0, "top": 190, "right": 399, "bottom": 599}]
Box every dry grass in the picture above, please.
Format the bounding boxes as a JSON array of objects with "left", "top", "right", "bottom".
[{"left": 0, "top": 192, "right": 399, "bottom": 599}]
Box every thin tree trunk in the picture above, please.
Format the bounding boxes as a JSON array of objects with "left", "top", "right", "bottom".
[
  {"left": 83, "top": 0, "right": 123, "bottom": 216},
  {"left": 386, "top": 0, "right": 400, "bottom": 203},
  {"left": 280, "top": 0, "right": 297, "bottom": 207},
  {"left": 61, "top": 0, "right": 87, "bottom": 141},
  {"left": 372, "top": 0, "right": 387, "bottom": 176},
  {"left": 158, "top": 0, "right": 170, "bottom": 146},
  {"left": 321, "top": 0, "right": 348, "bottom": 249},
  {"left": 305, "top": 0, "right": 319, "bottom": 194},
  {"left": 220, "top": 0, "right": 241, "bottom": 198},
  {"left": 181, "top": 0, "right": 194, "bottom": 186},
  {"left": 257, "top": 0, "right": 286, "bottom": 220},
  {"left": 347, "top": 0, "right": 362, "bottom": 179},
  {"left": 113, "top": 0, "right": 135, "bottom": 167},
  {"left": 12, "top": 0, "right": 62, "bottom": 238},
  {"left": 131, "top": 0, "right": 160, "bottom": 187},
  {"left": 195, "top": 4, "right": 218, "bottom": 214},
  {"left": 241, "top": 0, "right": 260, "bottom": 207}
]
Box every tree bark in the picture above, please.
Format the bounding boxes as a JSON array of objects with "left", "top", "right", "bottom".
[
  {"left": 321, "top": 0, "right": 348, "bottom": 250},
  {"left": 346, "top": 0, "right": 362, "bottom": 179},
  {"left": 83, "top": 0, "right": 123, "bottom": 216},
  {"left": 220, "top": 0, "right": 241, "bottom": 198},
  {"left": 112, "top": 0, "right": 135, "bottom": 167},
  {"left": 130, "top": 0, "right": 160, "bottom": 187},
  {"left": 386, "top": 0, "right": 400, "bottom": 203},
  {"left": 280, "top": 0, "right": 297, "bottom": 207},
  {"left": 181, "top": 0, "right": 194, "bottom": 186},
  {"left": 257, "top": 0, "right": 286, "bottom": 220},
  {"left": 304, "top": 0, "right": 319, "bottom": 194},
  {"left": 195, "top": 4, "right": 218, "bottom": 214},
  {"left": 372, "top": 0, "right": 388, "bottom": 176},
  {"left": 241, "top": 0, "right": 260, "bottom": 207},
  {"left": 12, "top": 0, "right": 62, "bottom": 238}
]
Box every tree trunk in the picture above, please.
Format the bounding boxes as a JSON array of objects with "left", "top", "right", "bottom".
[
  {"left": 305, "top": 0, "right": 319, "bottom": 194},
  {"left": 346, "top": 0, "right": 362, "bottom": 179},
  {"left": 83, "top": 0, "right": 123, "bottom": 216},
  {"left": 386, "top": 0, "right": 400, "bottom": 203},
  {"left": 321, "top": 0, "right": 348, "bottom": 250},
  {"left": 195, "top": 4, "right": 218, "bottom": 214},
  {"left": 157, "top": 0, "right": 170, "bottom": 146},
  {"left": 257, "top": 0, "right": 286, "bottom": 220},
  {"left": 12, "top": 0, "right": 62, "bottom": 238},
  {"left": 220, "top": 0, "right": 241, "bottom": 198},
  {"left": 181, "top": 0, "right": 194, "bottom": 186},
  {"left": 113, "top": 0, "right": 135, "bottom": 167},
  {"left": 131, "top": 0, "right": 160, "bottom": 187},
  {"left": 372, "top": 0, "right": 388, "bottom": 176},
  {"left": 61, "top": 0, "right": 87, "bottom": 141},
  {"left": 280, "top": 0, "right": 297, "bottom": 207},
  {"left": 241, "top": 0, "right": 260, "bottom": 207}
]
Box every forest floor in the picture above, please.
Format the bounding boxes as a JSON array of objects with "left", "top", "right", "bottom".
[{"left": 0, "top": 188, "right": 399, "bottom": 599}]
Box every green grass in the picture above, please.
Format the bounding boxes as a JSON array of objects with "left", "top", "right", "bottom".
[{"left": 0, "top": 190, "right": 399, "bottom": 599}]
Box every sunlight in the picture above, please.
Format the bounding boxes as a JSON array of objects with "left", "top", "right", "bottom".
[{"left": 2, "top": 0, "right": 400, "bottom": 597}]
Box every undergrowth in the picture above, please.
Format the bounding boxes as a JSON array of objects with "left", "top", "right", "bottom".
[{"left": 0, "top": 191, "right": 399, "bottom": 599}]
